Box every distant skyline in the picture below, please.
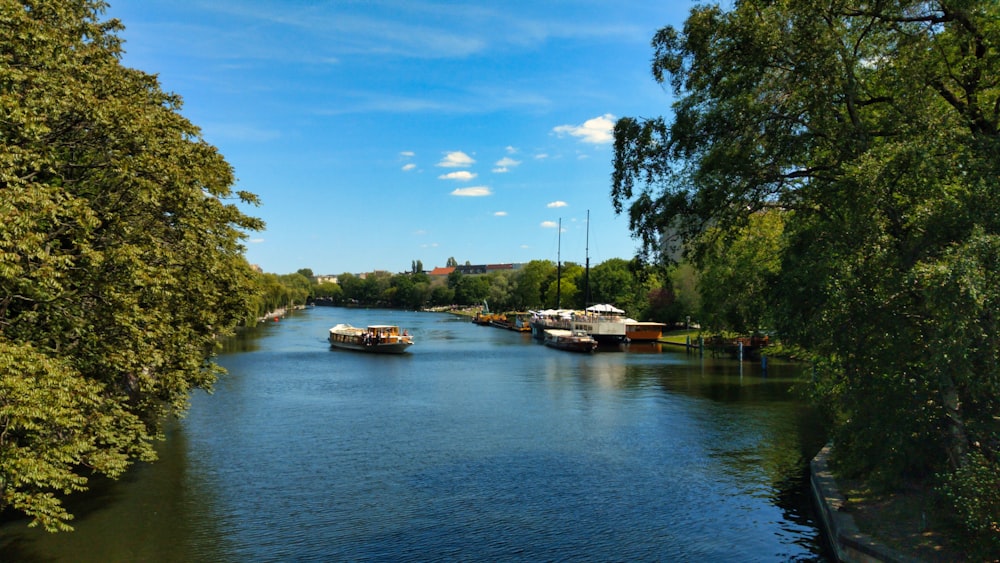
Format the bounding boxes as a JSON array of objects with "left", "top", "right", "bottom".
[{"left": 105, "top": 1, "right": 699, "bottom": 274}]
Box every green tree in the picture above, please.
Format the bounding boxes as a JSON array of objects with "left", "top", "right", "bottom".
[
  {"left": 587, "top": 258, "right": 634, "bottom": 309},
  {"left": 363, "top": 272, "right": 391, "bottom": 305},
  {"left": 0, "top": 0, "right": 263, "bottom": 530},
  {"left": 338, "top": 273, "right": 363, "bottom": 303},
  {"left": 484, "top": 270, "right": 514, "bottom": 311},
  {"left": 611, "top": 1, "right": 1000, "bottom": 551},
  {"left": 454, "top": 275, "right": 489, "bottom": 305},
  {"left": 511, "top": 260, "right": 554, "bottom": 310},
  {"left": 279, "top": 273, "right": 312, "bottom": 306},
  {"left": 544, "top": 264, "right": 580, "bottom": 309},
  {"left": 665, "top": 262, "right": 700, "bottom": 325},
  {"left": 313, "top": 281, "right": 343, "bottom": 304},
  {"left": 429, "top": 284, "right": 455, "bottom": 307},
  {"left": 697, "top": 210, "right": 784, "bottom": 334}
]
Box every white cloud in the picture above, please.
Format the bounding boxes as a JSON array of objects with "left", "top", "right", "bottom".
[
  {"left": 494, "top": 211, "right": 508, "bottom": 216},
  {"left": 535, "top": 153, "right": 549, "bottom": 160},
  {"left": 506, "top": 146, "right": 518, "bottom": 154},
  {"left": 402, "top": 163, "right": 416, "bottom": 171},
  {"left": 493, "top": 156, "right": 521, "bottom": 173},
  {"left": 451, "top": 186, "right": 492, "bottom": 197},
  {"left": 437, "top": 151, "right": 475, "bottom": 167},
  {"left": 250, "top": 238, "right": 265, "bottom": 244},
  {"left": 438, "top": 170, "right": 477, "bottom": 181},
  {"left": 540, "top": 220, "right": 559, "bottom": 229},
  {"left": 547, "top": 201, "right": 568, "bottom": 208},
  {"left": 552, "top": 113, "right": 616, "bottom": 144},
  {"left": 400, "top": 151, "right": 415, "bottom": 157}
]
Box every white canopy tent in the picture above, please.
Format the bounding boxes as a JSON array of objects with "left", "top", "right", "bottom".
[{"left": 585, "top": 304, "right": 625, "bottom": 314}]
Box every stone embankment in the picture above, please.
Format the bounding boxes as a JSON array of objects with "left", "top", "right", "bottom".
[{"left": 811, "top": 445, "right": 921, "bottom": 563}]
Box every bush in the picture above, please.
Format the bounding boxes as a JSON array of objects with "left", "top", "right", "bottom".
[{"left": 939, "top": 451, "right": 1000, "bottom": 558}]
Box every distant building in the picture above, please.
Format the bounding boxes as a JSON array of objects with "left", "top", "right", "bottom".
[
  {"left": 429, "top": 263, "right": 522, "bottom": 277},
  {"left": 315, "top": 275, "right": 339, "bottom": 284}
]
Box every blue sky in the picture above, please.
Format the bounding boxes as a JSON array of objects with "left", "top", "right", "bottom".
[{"left": 105, "top": 1, "right": 696, "bottom": 275}]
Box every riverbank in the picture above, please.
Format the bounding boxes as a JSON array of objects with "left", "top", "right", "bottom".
[{"left": 811, "top": 446, "right": 966, "bottom": 562}]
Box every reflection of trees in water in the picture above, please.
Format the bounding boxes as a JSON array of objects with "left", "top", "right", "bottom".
[{"left": 219, "top": 329, "right": 264, "bottom": 354}]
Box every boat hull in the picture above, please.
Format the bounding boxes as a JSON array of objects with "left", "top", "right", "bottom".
[
  {"left": 543, "top": 329, "right": 598, "bottom": 353},
  {"left": 329, "top": 340, "right": 413, "bottom": 354}
]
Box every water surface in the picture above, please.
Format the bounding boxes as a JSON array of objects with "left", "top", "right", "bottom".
[{"left": 1, "top": 307, "right": 829, "bottom": 561}]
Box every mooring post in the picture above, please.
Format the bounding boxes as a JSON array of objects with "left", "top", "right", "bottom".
[
  {"left": 738, "top": 341, "right": 743, "bottom": 362},
  {"left": 761, "top": 354, "right": 767, "bottom": 376}
]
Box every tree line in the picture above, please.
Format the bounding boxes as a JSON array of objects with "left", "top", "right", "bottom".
[
  {"left": 277, "top": 259, "right": 698, "bottom": 325},
  {"left": 612, "top": 1, "right": 1000, "bottom": 554}
]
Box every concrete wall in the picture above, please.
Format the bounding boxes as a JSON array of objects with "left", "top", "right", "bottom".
[{"left": 810, "top": 445, "right": 921, "bottom": 563}]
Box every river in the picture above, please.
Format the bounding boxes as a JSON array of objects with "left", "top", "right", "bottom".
[{"left": 1, "top": 307, "right": 830, "bottom": 561}]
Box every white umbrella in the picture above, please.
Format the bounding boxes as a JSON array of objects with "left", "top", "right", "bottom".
[{"left": 586, "top": 304, "right": 624, "bottom": 314}]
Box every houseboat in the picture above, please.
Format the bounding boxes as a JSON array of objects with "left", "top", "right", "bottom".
[
  {"left": 543, "top": 329, "right": 598, "bottom": 353},
  {"left": 328, "top": 323, "right": 413, "bottom": 354}
]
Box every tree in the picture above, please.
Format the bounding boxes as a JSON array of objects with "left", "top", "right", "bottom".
[
  {"left": 612, "top": 1, "right": 1000, "bottom": 550},
  {"left": 697, "top": 210, "right": 784, "bottom": 334},
  {"left": 0, "top": 0, "right": 263, "bottom": 531},
  {"left": 511, "top": 260, "right": 554, "bottom": 310},
  {"left": 484, "top": 270, "right": 515, "bottom": 311},
  {"left": 446, "top": 257, "right": 458, "bottom": 267},
  {"left": 313, "top": 280, "right": 344, "bottom": 304},
  {"left": 454, "top": 275, "right": 489, "bottom": 305},
  {"left": 337, "top": 273, "right": 363, "bottom": 303},
  {"left": 665, "top": 262, "right": 700, "bottom": 325},
  {"left": 279, "top": 273, "right": 313, "bottom": 306}
]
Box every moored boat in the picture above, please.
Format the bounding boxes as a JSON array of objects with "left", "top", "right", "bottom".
[
  {"left": 573, "top": 304, "right": 628, "bottom": 343},
  {"left": 508, "top": 312, "right": 533, "bottom": 332},
  {"left": 624, "top": 321, "right": 667, "bottom": 342},
  {"left": 328, "top": 323, "right": 413, "bottom": 354},
  {"left": 529, "top": 309, "right": 573, "bottom": 339},
  {"left": 543, "top": 329, "right": 598, "bottom": 353}
]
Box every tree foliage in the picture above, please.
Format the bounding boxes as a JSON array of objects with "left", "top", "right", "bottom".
[
  {"left": 308, "top": 257, "right": 700, "bottom": 324},
  {"left": 0, "top": 0, "right": 263, "bottom": 530},
  {"left": 611, "top": 0, "right": 1000, "bottom": 547},
  {"left": 697, "top": 210, "right": 784, "bottom": 334}
]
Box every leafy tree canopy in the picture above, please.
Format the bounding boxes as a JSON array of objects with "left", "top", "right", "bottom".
[
  {"left": 612, "top": 1, "right": 1000, "bottom": 549},
  {"left": 0, "top": 0, "right": 262, "bottom": 530}
]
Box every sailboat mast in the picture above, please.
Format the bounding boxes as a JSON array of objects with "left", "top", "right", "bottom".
[
  {"left": 584, "top": 210, "right": 590, "bottom": 307},
  {"left": 556, "top": 217, "right": 562, "bottom": 308}
]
